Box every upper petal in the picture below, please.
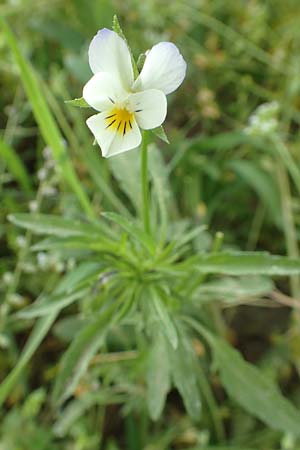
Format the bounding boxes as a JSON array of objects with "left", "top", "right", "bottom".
[
  {"left": 88, "top": 29, "right": 134, "bottom": 91},
  {"left": 133, "top": 42, "right": 187, "bottom": 95},
  {"left": 86, "top": 112, "right": 141, "bottom": 158},
  {"left": 83, "top": 72, "right": 126, "bottom": 111},
  {"left": 128, "top": 89, "right": 167, "bottom": 130}
]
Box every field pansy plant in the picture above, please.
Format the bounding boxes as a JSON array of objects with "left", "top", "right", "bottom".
[{"left": 82, "top": 28, "right": 186, "bottom": 158}]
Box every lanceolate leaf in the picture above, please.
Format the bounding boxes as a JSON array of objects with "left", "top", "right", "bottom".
[
  {"left": 151, "top": 288, "right": 178, "bottom": 349},
  {"left": 52, "top": 303, "right": 118, "bottom": 404},
  {"left": 9, "top": 214, "right": 102, "bottom": 238},
  {"left": 194, "top": 251, "right": 300, "bottom": 276},
  {"left": 102, "top": 212, "right": 156, "bottom": 254},
  {"left": 210, "top": 337, "right": 300, "bottom": 437},
  {"left": 146, "top": 331, "right": 171, "bottom": 420},
  {"left": 169, "top": 327, "right": 202, "bottom": 420},
  {"left": 0, "top": 262, "right": 99, "bottom": 407},
  {"left": 109, "top": 148, "right": 142, "bottom": 212},
  {"left": 18, "top": 289, "right": 89, "bottom": 319},
  {"left": 186, "top": 319, "right": 300, "bottom": 437}
]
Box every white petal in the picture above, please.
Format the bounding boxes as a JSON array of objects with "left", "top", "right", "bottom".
[
  {"left": 128, "top": 89, "right": 167, "bottom": 130},
  {"left": 83, "top": 72, "right": 125, "bottom": 111},
  {"left": 86, "top": 112, "right": 141, "bottom": 158},
  {"left": 88, "top": 29, "right": 134, "bottom": 91},
  {"left": 133, "top": 42, "right": 186, "bottom": 95}
]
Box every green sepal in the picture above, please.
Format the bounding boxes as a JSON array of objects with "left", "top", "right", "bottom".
[
  {"left": 112, "top": 15, "right": 139, "bottom": 79},
  {"left": 137, "top": 53, "right": 146, "bottom": 71},
  {"left": 64, "top": 97, "right": 90, "bottom": 108},
  {"left": 151, "top": 125, "right": 170, "bottom": 144}
]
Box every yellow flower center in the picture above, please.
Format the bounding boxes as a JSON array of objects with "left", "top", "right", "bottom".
[{"left": 105, "top": 108, "right": 134, "bottom": 135}]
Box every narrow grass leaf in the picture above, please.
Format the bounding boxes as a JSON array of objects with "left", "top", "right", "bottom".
[
  {"left": 0, "top": 17, "right": 94, "bottom": 218},
  {"left": 0, "top": 313, "right": 57, "bottom": 408},
  {"left": 0, "top": 136, "right": 32, "bottom": 192},
  {"left": 228, "top": 160, "right": 281, "bottom": 225}
]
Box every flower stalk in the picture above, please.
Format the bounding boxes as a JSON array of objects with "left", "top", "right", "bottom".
[{"left": 141, "top": 131, "right": 150, "bottom": 234}]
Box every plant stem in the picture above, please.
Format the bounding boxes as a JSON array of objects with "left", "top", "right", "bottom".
[
  {"left": 275, "top": 156, "right": 300, "bottom": 295},
  {"left": 141, "top": 131, "right": 150, "bottom": 234}
]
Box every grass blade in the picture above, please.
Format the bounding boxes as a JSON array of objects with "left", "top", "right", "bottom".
[
  {"left": 0, "top": 17, "right": 94, "bottom": 218},
  {"left": 0, "top": 135, "right": 32, "bottom": 192},
  {"left": 0, "top": 313, "right": 57, "bottom": 407}
]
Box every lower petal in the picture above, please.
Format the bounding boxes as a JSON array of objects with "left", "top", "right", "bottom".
[
  {"left": 86, "top": 112, "right": 142, "bottom": 158},
  {"left": 128, "top": 89, "right": 167, "bottom": 130}
]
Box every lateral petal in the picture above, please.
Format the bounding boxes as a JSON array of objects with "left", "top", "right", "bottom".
[
  {"left": 128, "top": 89, "right": 167, "bottom": 130},
  {"left": 83, "top": 72, "right": 125, "bottom": 111},
  {"left": 133, "top": 42, "right": 186, "bottom": 95},
  {"left": 88, "top": 29, "right": 134, "bottom": 91}
]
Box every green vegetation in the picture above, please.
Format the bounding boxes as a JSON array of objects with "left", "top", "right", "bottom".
[{"left": 1, "top": 1, "right": 300, "bottom": 449}]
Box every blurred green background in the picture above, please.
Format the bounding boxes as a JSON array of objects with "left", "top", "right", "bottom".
[{"left": 1, "top": 0, "right": 300, "bottom": 449}]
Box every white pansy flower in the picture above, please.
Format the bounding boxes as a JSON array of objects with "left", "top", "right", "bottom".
[{"left": 83, "top": 29, "right": 186, "bottom": 158}]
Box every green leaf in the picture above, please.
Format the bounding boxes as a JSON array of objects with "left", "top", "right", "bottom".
[
  {"left": 169, "top": 327, "right": 202, "bottom": 420},
  {"left": 109, "top": 148, "right": 142, "bottom": 212},
  {"left": 209, "top": 335, "right": 300, "bottom": 437},
  {"left": 0, "top": 17, "right": 94, "bottom": 218},
  {"left": 0, "top": 313, "right": 57, "bottom": 408},
  {"left": 18, "top": 262, "right": 104, "bottom": 319},
  {"left": 188, "top": 447, "right": 257, "bottom": 450},
  {"left": 17, "top": 289, "right": 88, "bottom": 319},
  {"left": 195, "top": 251, "right": 300, "bottom": 276},
  {"left": 0, "top": 135, "right": 32, "bottom": 192},
  {"left": 196, "top": 276, "right": 274, "bottom": 304},
  {"left": 56, "top": 262, "right": 103, "bottom": 294},
  {"left": 64, "top": 97, "right": 90, "bottom": 108},
  {"left": 186, "top": 318, "right": 300, "bottom": 437},
  {"left": 151, "top": 125, "right": 170, "bottom": 144},
  {"left": 146, "top": 331, "right": 171, "bottom": 421},
  {"left": 52, "top": 304, "right": 117, "bottom": 404},
  {"left": 102, "top": 212, "right": 156, "bottom": 254},
  {"left": 31, "top": 236, "right": 114, "bottom": 253},
  {"left": 228, "top": 160, "right": 281, "bottom": 225},
  {"left": 53, "top": 390, "right": 125, "bottom": 436},
  {"left": 151, "top": 288, "right": 178, "bottom": 349},
  {"left": 195, "top": 131, "right": 251, "bottom": 152},
  {"left": 0, "top": 261, "right": 100, "bottom": 407},
  {"left": 9, "top": 214, "right": 101, "bottom": 238},
  {"left": 148, "top": 145, "right": 173, "bottom": 241}
]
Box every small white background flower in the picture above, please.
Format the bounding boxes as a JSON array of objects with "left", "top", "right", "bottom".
[{"left": 83, "top": 29, "right": 186, "bottom": 158}]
